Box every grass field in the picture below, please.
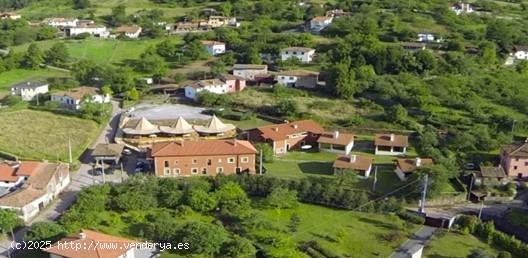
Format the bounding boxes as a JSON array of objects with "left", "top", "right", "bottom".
[
  {"left": 259, "top": 203, "right": 420, "bottom": 257},
  {"left": 12, "top": 38, "right": 175, "bottom": 65},
  {"left": 0, "top": 109, "right": 100, "bottom": 161},
  {"left": 424, "top": 231, "right": 501, "bottom": 258},
  {"left": 0, "top": 68, "right": 70, "bottom": 92},
  {"left": 17, "top": 0, "right": 215, "bottom": 19}
]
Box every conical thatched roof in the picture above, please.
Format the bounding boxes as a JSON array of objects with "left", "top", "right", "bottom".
[
  {"left": 122, "top": 117, "right": 160, "bottom": 135},
  {"left": 194, "top": 115, "right": 236, "bottom": 134},
  {"left": 159, "top": 116, "right": 195, "bottom": 135}
]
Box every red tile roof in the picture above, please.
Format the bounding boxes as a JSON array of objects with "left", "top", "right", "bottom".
[
  {"left": 333, "top": 154, "right": 373, "bottom": 171},
  {"left": 0, "top": 164, "right": 18, "bottom": 182},
  {"left": 44, "top": 229, "right": 136, "bottom": 258},
  {"left": 375, "top": 134, "right": 408, "bottom": 148},
  {"left": 150, "top": 139, "right": 257, "bottom": 157},
  {"left": 253, "top": 120, "right": 324, "bottom": 141},
  {"left": 16, "top": 161, "right": 44, "bottom": 176},
  {"left": 396, "top": 158, "right": 433, "bottom": 173},
  {"left": 317, "top": 132, "right": 354, "bottom": 146}
]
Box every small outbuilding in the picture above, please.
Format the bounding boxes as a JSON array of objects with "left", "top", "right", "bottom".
[{"left": 92, "top": 143, "right": 125, "bottom": 164}]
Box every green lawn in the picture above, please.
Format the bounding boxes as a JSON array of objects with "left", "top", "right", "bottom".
[
  {"left": 18, "top": 0, "right": 214, "bottom": 19},
  {"left": 258, "top": 203, "right": 420, "bottom": 257},
  {"left": 12, "top": 38, "right": 176, "bottom": 64},
  {"left": 0, "top": 68, "right": 70, "bottom": 92},
  {"left": 0, "top": 109, "right": 100, "bottom": 161},
  {"left": 505, "top": 208, "right": 528, "bottom": 231},
  {"left": 424, "top": 231, "right": 501, "bottom": 258}
]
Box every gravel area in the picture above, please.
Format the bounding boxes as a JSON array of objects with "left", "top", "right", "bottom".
[{"left": 128, "top": 104, "right": 211, "bottom": 120}]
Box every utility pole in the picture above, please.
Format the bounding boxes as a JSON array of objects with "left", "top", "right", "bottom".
[
  {"left": 478, "top": 200, "right": 484, "bottom": 220},
  {"left": 372, "top": 166, "right": 378, "bottom": 192},
  {"left": 467, "top": 173, "right": 474, "bottom": 201},
  {"left": 259, "top": 150, "right": 263, "bottom": 175},
  {"left": 120, "top": 162, "right": 124, "bottom": 183},
  {"left": 419, "top": 174, "right": 428, "bottom": 213},
  {"left": 68, "top": 137, "right": 72, "bottom": 164}
]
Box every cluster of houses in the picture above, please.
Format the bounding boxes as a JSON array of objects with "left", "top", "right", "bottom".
[
  {"left": 0, "top": 12, "right": 21, "bottom": 20},
  {"left": 0, "top": 161, "right": 70, "bottom": 222},
  {"left": 42, "top": 17, "right": 143, "bottom": 39},
  {"left": 10, "top": 81, "right": 111, "bottom": 110},
  {"left": 166, "top": 15, "right": 239, "bottom": 34}
]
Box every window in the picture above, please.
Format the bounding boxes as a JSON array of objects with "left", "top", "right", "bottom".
[
  {"left": 191, "top": 168, "right": 198, "bottom": 174},
  {"left": 174, "top": 160, "right": 178, "bottom": 165},
  {"left": 514, "top": 166, "right": 518, "bottom": 170},
  {"left": 293, "top": 51, "right": 297, "bottom": 55},
  {"left": 207, "top": 159, "right": 212, "bottom": 166},
  {"left": 289, "top": 77, "right": 294, "bottom": 80},
  {"left": 201, "top": 168, "right": 207, "bottom": 175},
  {"left": 228, "top": 157, "right": 235, "bottom": 163},
  {"left": 163, "top": 168, "right": 171, "bottom": 175},
  {"left": 192, "top": 159, "right": 197, "bottom": 164},
  {"left": 173, "top": 168, "right": 180, "bottom": 175},
  {"left": 525, "top": 162, "right": 528, "bottom": 166},
  {"left": 516, "top": 158, "right": 519, "bottom": 161},
  {"left": 241, "top": 157, "right": 249, "bottom": 163},
  {"left": 217, "top": 167, "right": 224, "bottom": 174},
  {"left": 164, "top": 161, "right": 169, "bottom": 168}
]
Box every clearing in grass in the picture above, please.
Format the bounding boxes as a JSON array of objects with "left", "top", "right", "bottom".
[
  {"left": 424, "top": 231, "right": 502, "bottom": 258},
  {"left": 0, "top": 109, "right": 100, "bottom": 161}
]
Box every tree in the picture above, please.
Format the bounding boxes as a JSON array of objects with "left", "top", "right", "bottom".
[
  {"left": 210, "top": 61, "right": 226, "bottom": 76},
  {"left": 22, "top": 43, "right": 44, "bottom": 69},
  {"left": 265, "top": 187, "right": 298, "bottom": 209},
  {"left": 0, "top": 209, "right": 22, "bottom": 235},
  {"left": 386, "top": 104, "right": 408, "bottom": 123},
  {"left": 287, "top": 213, "right": 301, "bottom": 233},
  {"left": 136, "top": 50, "right": 168, "bottom": 81},
  {"left": 478, "top": 41, "right": 497, "bottom": 66},
  {"left": 214, "top": 182, "right": 252, "bottom": 219},
  {"left": 73, "top": 0, "right": 90, "bottom": 9},
  {"left": 101, "top": 85, "right": 113, "bottom": 96},
  {"left": 330, "top": 59, "right": 357, "bottom": 99},
  {"left": 176, "top": 221, "right": 228, "bottom": 255},
  {"left": 36, "top": 26, "right": 57, "bottom": 40},
  {"left": 467, "top": 249, "right": 495, "bottom": 258},
  {"left": 187, "top": 189, "right": 217, "bottom": 212},
  {"left": 275, "top": 99, "right": 299, "bottom": 117},
  {"left": 25, "top": 222, "right": 66, "bottom": 242},
  {"left": 45, "top": 42, "right": 70, "bottom": 66},
  {"left": 255, "top": 143, "right": 274, "bottom": 163},
  {"left": 219, "top": 236, "right": 256, "bottom": 258},
  {"left": 126, "top": 87, "right": 139, "bottom": 101},
  {"left": 109, "top": 5, "right": 128, "bottom": 26}
]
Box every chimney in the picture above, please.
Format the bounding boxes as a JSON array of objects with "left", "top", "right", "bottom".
[
  {"left": 349, "top": 154, "right": 356, "bottom": 163},
  {"left": 333, "top": 131, "right": 339, "bottom": 139},
  {"left": 292, "top": 124, "right": 298, "bottom": 129},
  {"left": 273, "top": 127, "right": 279, "bottom": 132},
  {"left": 525, "top": 137, "right": 528, "bottom": 143},
  {"left": 79, "top": 232, "right": 86, "bottom": 239},
  {"left": 390, "top": 133, "right": 395, "bottom": 141},
  {"left": 416, "top": 158, "right": 422, "bottom": 167}
]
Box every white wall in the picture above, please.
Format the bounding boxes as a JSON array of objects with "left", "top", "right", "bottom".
[
  {"left": 514, "top": 51, "right": 528, "bottom": 60},
  {"left": 281, "top": 50, "right": 314, "bottom": 63},
  {"left": 11, "top": 85, "right": 49, "bottom": 101},
  {"left": 206, "top": 45, "right": 226, "bottom": 56}
]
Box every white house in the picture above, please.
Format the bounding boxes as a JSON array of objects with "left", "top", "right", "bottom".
[
  {"left": 317, "top": 131, "right": 355, "bottom": 155},
  {"left": 114, "top": 25, "right": 142, "bottom": 38},
  {"left": 394, "top": 158, "right": 434, "bottom": 181},
  {"left": 417, "top": 33, "right": 435, "bottom": 42},
  {"left": 66, "top": 24, "right": 109, "bottom": 38},
  {"left": 232, "top": 64, "right": 268, "bottom": 80},
  {"left": 208, "top": 16, "right": 239, "bottom": 28},
  {"left": 0, "top": 162, "right": 70, "bottom": 222},
  {"left": 51, "top": 86, "right": 111, "bottom": 110},
  {"left": 43, "top": 17, "right": 79, "bottom": 27},
  {"left": 201, "top": 40, "right": 225, "bottom": 56},
  {"left": 280, "top": 47, "right": 316, "bottom": 63},
  {"left": 374, "top": 133, "right": 408, "bottom": 155},
  {"left": 275, "top": 70, "right": 319, "bottom": 88},
  {"left": 451, "top": 2, "right": 474, "bottom": 15},
  {"left": 0, "top": 12, "right": 21, "bottom": 20},
  {"left": 310, "top": 16, "right": 333, "bottom": 33},
  {"left": 185, "top": 79, "right": 227, "bottom": 100},
  {"left": 10, "top": 81, "right": 49, "bottom": 101},
  {"left": 333, "top": 154, "right": 374, "bottom": 178},
  {"left": 511, "top": 45, "right": 528, "bottom": 60}
]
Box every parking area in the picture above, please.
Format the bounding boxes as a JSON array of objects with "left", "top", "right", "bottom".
[{"left": 128, "top": 104, "right": 211, "bottom": 121}]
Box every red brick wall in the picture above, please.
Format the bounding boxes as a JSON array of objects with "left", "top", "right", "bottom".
[{"left": 154, "top": 154, "right": 256, "bottom": 177}]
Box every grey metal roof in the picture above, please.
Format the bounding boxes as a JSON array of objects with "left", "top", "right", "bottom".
[{"left": 11, "top": 81, "right": 48, "bottom": 89}]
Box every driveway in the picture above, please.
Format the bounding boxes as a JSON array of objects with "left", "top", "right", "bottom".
[
  {"left": 0, "top": 101, "right": 124, "bottom": 257},
  {"left": 390, "top": 226, "right": 437, "bottom": 258}
]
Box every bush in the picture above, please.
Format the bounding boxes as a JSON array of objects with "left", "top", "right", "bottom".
[
  {"left": 455, "top": 215, "right": 479, "bottom": 234},
  {"left": 397, "top": 210, "right": 425, "bottom": 225}
]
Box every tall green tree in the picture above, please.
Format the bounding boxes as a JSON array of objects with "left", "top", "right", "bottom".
[
  {"left": 22, "top": 43, "right": 44, "bottom": 69},
  {"left": 73, "top": 0, "right": 90, "bottom": 9},
  {"left": 45, "top": 42, "right": 70, "bottom": 66},
  {"left": 330, "top": 59, "right": 357, "bottom": 99},
  {"left": 0, "top": 209, "right": 22, "bottom": 235}
]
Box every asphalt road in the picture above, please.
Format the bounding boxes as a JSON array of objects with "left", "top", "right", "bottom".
[{"left": 390, "top": 226, "right": 437, "bottom": 258}]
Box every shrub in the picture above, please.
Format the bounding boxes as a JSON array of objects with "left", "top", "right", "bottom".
[{"left": 397, "top": 210, "right": 425, "bottom": 225}]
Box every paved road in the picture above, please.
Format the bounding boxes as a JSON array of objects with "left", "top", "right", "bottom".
[
  {"left": 390, "top": 226, "right": 437, "bottom": 258},
  {"left": 0, "top": 101, "right": 123, "bottom": 258}
]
